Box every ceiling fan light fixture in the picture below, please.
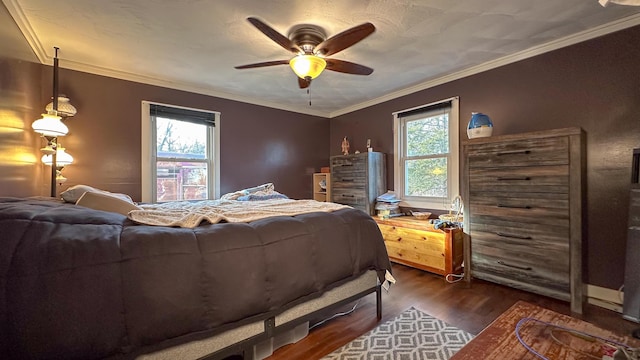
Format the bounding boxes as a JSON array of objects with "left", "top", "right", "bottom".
[{"left": 289, "top": 55, "right": 326, "bottom": 80}]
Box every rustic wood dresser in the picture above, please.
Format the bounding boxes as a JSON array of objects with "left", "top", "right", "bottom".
[
  {"left": 330, "top": 152, "right": 386, "bottom": 215},
  {"left": 462, "top": 127, "right": 585, "bottom": 313}
]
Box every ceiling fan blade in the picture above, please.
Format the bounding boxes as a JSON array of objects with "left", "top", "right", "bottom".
[
  {"left": 325, "top": 59, "right": 373, "bottom": 75},
  {"left": 314, "top": 22, "right": 375, "bottom": 57},
  {"left": 298, "top": 77, "right": 311, "bottom": 89},
  {"left": 247, "top": 17, "right": 301, "bottom": 54},
  {"left": 234, "top": 60, "right": 290, "bottom": 69}
]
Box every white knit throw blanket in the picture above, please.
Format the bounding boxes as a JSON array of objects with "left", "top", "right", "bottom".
[{"left": 128, "top": 198, "right": 350, "bottom": 228}]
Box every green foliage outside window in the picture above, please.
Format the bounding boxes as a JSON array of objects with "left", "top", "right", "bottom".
[{"left": 404, "top": 114, "right": 449, "bottom": 198}]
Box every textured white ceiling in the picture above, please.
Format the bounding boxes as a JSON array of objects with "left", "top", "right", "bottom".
[{"left": 4, "top": 0, "right": 640, "bottom": 117}]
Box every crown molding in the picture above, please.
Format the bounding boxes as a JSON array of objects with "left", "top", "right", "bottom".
[
  {"left": 329, "top": 13, "right": 640, "bottom": 118},
  {"left": 2, "top": 0, "right": 48, "bottom": 63},
  {"left": 58, "top": 58, "right": 330, "bottom": 117}
]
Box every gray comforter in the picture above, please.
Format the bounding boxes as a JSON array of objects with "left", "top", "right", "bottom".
[{"left": 0, "top": 197, "right": 391, "bottom": 359}]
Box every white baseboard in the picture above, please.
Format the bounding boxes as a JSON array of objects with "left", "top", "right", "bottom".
[{"left": 586, "top": 284, "right": 623, "bottom": 313}]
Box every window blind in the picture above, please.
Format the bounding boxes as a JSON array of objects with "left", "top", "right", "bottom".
[
  {"left": 150, "top": 104, "right": 215, "bottom": 127},
  {"left": 396, "top": 100, "right": 451, "bottom": 120}
]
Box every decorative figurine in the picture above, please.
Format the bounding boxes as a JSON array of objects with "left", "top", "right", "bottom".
[
  {"left": 341, "top": 136, "right": 350, "bottom": 155},
  {"left": 367, "top": 138, "right": 372, "bottom": 152}
]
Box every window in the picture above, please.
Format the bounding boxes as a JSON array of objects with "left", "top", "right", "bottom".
[
  {"left": 393, "top": 97, "right": 459, "bottom": 210},
  {"left": 141, "top": 102, "right": 220, "bottom": 203}
]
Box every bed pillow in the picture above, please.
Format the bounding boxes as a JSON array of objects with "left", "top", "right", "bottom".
[
  {"left": 61, "top": 184, "right": 135, "bottom": 204},
  {"left": 237, "top": 191, "right": 288, "bottom": 201},
  {"left": 75, "top": 191, "right": 141, "bottom": 215},
  {"left": 220, "top": 183, "right": 276, "bottom": 200}
]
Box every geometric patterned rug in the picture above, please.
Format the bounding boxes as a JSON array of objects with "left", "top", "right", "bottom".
[{"left": 321, "top": 307, "right": 474, "bottom": 360}]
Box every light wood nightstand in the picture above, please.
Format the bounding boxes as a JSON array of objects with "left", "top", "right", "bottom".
[{"left": 374, "top": 216, "right": 463, "bottom": 276}]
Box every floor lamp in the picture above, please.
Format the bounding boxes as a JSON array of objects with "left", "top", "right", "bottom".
[{"left": 31, "top": 47, "right": 76, "bottom": 197}]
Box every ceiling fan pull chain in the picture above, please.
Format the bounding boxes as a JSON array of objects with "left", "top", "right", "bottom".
[{"left": 308, "top": 88, "right": 311, "bottom": 106}]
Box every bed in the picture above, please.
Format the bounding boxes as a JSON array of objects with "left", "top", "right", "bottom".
[{"left": 0, "top": 195, "right": 392, "bottom": 360}]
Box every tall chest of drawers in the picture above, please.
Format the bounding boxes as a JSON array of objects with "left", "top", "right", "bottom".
[
  {"left": 462, "top": 128, "right": 585, "bottom": 314},
  {"left": 330, "top": 152, "right": 386, "bottom": 215}
]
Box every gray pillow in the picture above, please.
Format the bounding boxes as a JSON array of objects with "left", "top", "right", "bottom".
[{"left": 61, "top": 184, "right": 135, "bottom": 204}]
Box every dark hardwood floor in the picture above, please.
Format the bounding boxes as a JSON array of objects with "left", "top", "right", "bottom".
[{"left": 267, "top": 264, "right": 638, "bottom": 360}]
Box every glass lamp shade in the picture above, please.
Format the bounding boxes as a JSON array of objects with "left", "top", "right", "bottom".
[
  {"left": 32, "top": 113, "right": 68, "bottom": 137},
  {"left": 40, "top": 144, "right": 56, "bottom": 155},
  {"left": 289, "top": 55, "right": 327, "bottom": 80},
  {"left": 45, "top": 96, "right": 77, "bottom": 118},
  {"left": 42, "top": 147, "right": 74, "bottom": 166},
  {"left": 55, "top": 170, "right": 68, "bottom": 184}
]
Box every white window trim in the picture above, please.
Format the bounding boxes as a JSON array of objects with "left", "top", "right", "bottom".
[
  {"left": 392, "top": 97, "right": 460, "bottom": 211},
  {"left": 141, "top": 101, "right": 221, "bottom": 203}
]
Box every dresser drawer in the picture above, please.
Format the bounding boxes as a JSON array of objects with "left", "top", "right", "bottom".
[
  {"left": 468, "top": 165, "right": 569, "bottom": 194},
  {"left": 332, "top": 172, "right": 367, "bottom": 187},
  {"left": 468, "top": 191, "right": 569, "bottom": 210},
  {"left": 332, "top": 189, "right": 367, "bottom": 206},
  {"left": 468, "top": 204, "right": 570, "bottom": 227},
  {"left": 471, "top": 243, "right": 570, "bottom": 293},
  {"left": 468, "top": 221, "right": 569, "bottom": 245},
  {"left": 331, "top": 156, "right": 367, "bottom": 174},
  {"left": 471, "top": 259, "right": 570, "bottom": 299},
  {"left": 467, "top": 137, "right": 569, "bottom": 168}
]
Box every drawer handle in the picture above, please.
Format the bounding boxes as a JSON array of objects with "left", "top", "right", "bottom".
[
  {"left": 497, "top": 177, "right": 531, "bottom": 181},
  {"left": 496, "top": 232, "right": 532, "bottom": 240},
  {"left": 497, "top": 260, "right": 532, "bottom": 271},
  {"left": 496, "top": 150, "right": 531, "bottom": 156},
  {"left": 342, "top": 194, "right": 355, "bottom": 198},
  {"left": 342, "top": 178, "right": 355, "bottom": 182},
  {"left": 497, "top": 204, "right": 532, "bottom": 209}
]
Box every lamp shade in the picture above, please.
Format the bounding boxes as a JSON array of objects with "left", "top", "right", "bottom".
[
  {"left": 42, "top": 147, "right": 74, "bottom": 166},
  {"left": 289, "top": 55, "right": 327, "bottom": 80},
  {"left": 32, "top": 113, "right": 68, "bottom": 137},
  {"left": 45, "top": 96, "right": 77, "bottom": 118}
]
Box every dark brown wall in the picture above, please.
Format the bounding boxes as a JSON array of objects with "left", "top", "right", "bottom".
[
  {"left": 0, "top": 58, "right": 44, "bottom": 197},
  {"left": 331, "top": 25, "right": 640, "bottom": 290},
  {"left": 40, "top": 69, "right": 329, "bottom": 201}
]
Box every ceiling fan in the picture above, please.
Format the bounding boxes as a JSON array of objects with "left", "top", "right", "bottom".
[{"left": 235, "top": 17, "right": 375, "bottom": 89}]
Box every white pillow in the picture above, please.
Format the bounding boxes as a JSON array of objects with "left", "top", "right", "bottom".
[
  {"left": 61, "top": 184, "right": 134, "bottom": 204},
  {"left": 75, "top": 191, "right": 141, "bottom": 215},
  {"left": 220, "top": 183, "right": 275, "bottom": 200}
]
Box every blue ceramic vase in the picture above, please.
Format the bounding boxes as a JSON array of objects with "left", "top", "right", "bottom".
[{"left": 467, "top": 112, "right": 493, "bottom": 139}]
